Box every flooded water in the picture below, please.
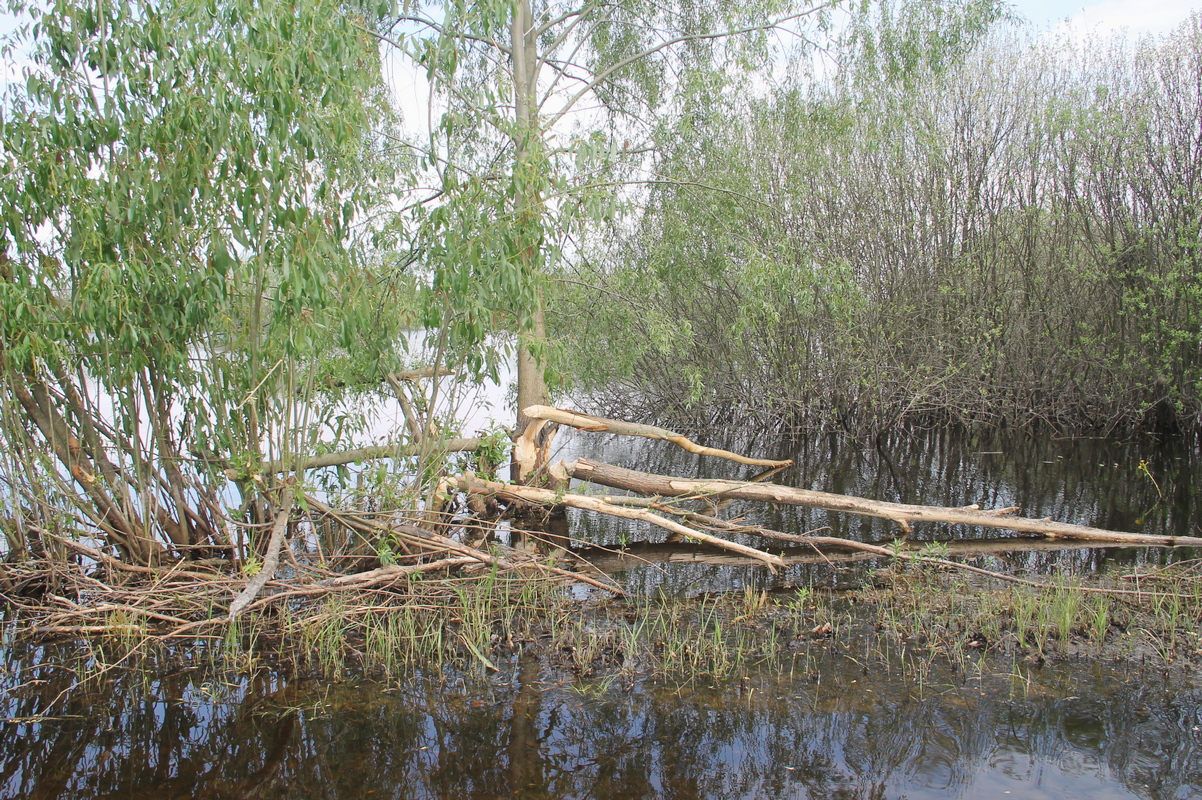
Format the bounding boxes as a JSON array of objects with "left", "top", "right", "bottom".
[
  {"left": 3, "top": 427, "right": 1201, "bottom": 799},
  {"left": 3, "top": 642, "right": 1201, "bottom": 799}
]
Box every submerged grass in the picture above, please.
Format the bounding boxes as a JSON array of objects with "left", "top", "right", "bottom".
[
  {"left": 12, "top": 555, "right": 1202, "bottom": 703},
  {"left": 862, "top": 559, "right": 1202, "bottom": 670}
]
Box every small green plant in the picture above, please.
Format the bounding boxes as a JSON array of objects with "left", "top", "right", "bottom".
[
  {"left": 785, "top": 586, "right": 813, "bottom": 613},
  {"left": 473, "top": 424, "right": 511, "bottom": 480},
  {"left": 917, "top": 540, "right": 950, "bottom": 564},
  {"left": 1137, "top": 459, "right": 1163, "bottom": 499},
  {"left": 617, "top": 528, "right": 631, "bottom": 551},
  {"left": 377, "top": 533, "right": 398, "bottom": 567},
  {"left": 1010, "top": 587, "right": 1037, "bottom": 649},
  {"left": 1049, "top": 583, "right": 1083, "bottom": 643},
  {"left": 1089, "top": 595, "right": 1111, "bottom": 645},
  {"left": 738, "top": 586, "right": 768, "bottom": 620}
]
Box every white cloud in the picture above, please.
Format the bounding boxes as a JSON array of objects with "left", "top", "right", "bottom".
[
  {"left": 1017, "top": 0, "right": 1197, "bottom": 38},
  {"left": 1074, "top": 0, "right": 1196, "bottom": 36}
]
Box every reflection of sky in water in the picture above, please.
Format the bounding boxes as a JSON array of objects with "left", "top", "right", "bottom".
[{"left": 3, "top": 645, "right": 1199, "bottom": 799}]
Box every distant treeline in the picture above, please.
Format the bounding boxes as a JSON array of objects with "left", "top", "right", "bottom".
[{"left": 564, "top": 12, "right": 1202, "bottom": 437}]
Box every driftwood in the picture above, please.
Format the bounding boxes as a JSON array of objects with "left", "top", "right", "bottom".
[{"left": 561, "top": 458, "right": 1202, "bottom": 548}]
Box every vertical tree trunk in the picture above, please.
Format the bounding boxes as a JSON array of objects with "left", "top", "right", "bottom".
[
  {"left": 511, "top": 0, "right": 551, "bottom": 482},
  {"left": 516, "top": 306, "right": 548, "bottom": 435}
]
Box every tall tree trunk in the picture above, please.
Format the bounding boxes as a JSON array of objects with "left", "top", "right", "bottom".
[
  {"left": 511, "top": 0, "right": 550, "bottom": 480},
  {"left": 516, "top": 306, "right": 548, "bottom": 435}
]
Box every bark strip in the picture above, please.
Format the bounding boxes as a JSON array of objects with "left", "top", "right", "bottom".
[{"left": 229, "top": 488, "right": 293, "bottom": 618}]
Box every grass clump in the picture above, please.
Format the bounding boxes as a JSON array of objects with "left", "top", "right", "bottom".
[{"left": 861, "top": 561, "right": 1202, "bottom": 669}]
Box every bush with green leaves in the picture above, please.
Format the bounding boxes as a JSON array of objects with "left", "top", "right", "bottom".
[
  {"left": 0, "top": 0, "right": 394, "bottom": 563},
  {"left": 563, "top": 8, "right": 1202, "bottom": 436}
]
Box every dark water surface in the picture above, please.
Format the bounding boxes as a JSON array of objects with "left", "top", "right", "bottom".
[
  {"left": 3, "top": 644, "right": 1201, "bottom": 800},
  {"left": 3, "top": 429, "right": 1201, "bottom": 799}
]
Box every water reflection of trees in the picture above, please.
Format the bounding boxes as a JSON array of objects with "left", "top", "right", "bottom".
[{"left": 3, "top": 648, "right": 1200, "bottom": 799}]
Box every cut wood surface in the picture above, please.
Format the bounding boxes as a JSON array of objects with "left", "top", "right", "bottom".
[
  {"left": 512, "top": 418, "right": 562, "bottom": 484},
  {"left": 521, "top": 405, "right": 792, "bottom": 468},
  {"left": 564, "top": 457, "right": 1202, "bottom": 547}
]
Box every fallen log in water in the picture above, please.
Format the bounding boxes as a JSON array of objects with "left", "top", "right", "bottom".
[
  {"left": 455, "top": 475, "right": 787, "bottom": 571},
  {"left": 559, "top": 457, "right": 1202, "bottom": 548}
]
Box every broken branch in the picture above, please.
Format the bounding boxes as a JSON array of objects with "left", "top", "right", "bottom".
[{"left": 520, "top": 405, "right": 792, "bottom": 468}]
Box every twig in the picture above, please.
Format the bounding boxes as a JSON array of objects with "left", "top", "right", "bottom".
[{"left": 228, "top": 489, "right": 293, "bottom": 619}]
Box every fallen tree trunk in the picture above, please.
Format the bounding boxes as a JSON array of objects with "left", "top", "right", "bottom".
[
  {"left": 562, "top": 457, "right": 1202, "bottom": 548},
  {"left": 455, "top": 475, "right": 787, "bottom": 571}
]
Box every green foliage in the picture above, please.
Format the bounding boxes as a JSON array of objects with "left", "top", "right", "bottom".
[
  {"left": 562, "top": 8, "right": 1202, "bottom": 435},
  {"left": 1, "top": 0, "right": 390, "bottom": 374},
  {"left": 385, "top": 0, "right": 826, "bottom": 395},
  {"left": 470, "top": 423, "right": 510, "bottom": 480},
  {"left": 0, "top": 0, "right": 395, "bottom": 558}
]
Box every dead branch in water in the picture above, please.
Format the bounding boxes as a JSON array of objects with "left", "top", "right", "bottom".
[
  {"left": 454, "top": 475, "right": 786, "bottom": 571},
  {"left": 562, "top": 458, "right": 1202, "bottom": 548},
  {"left": 7, "top": 401, "right": 1197, "bottom": 651}
]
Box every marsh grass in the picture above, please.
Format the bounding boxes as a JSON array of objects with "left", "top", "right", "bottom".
[
  {"left": 267, "top": 569, "right": 565, "bottom": 677},
  {"left": 861, "top": 563, "right": 1202, "bottom": 669},
  {"left": 20, "top": 557, "right": 1202, "bottom": 703}
]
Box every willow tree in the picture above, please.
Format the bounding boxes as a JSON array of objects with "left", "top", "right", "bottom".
[
  {"left": 384, "top": 0, "right": 829, "bottom": 471},
  {"left": 0, "top": 0, "right": 392, "bottom": 564}
]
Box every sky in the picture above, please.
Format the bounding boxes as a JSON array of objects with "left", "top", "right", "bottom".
[{"left": 1009, "top": 0, "right": 1197, "bottom": 36}]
